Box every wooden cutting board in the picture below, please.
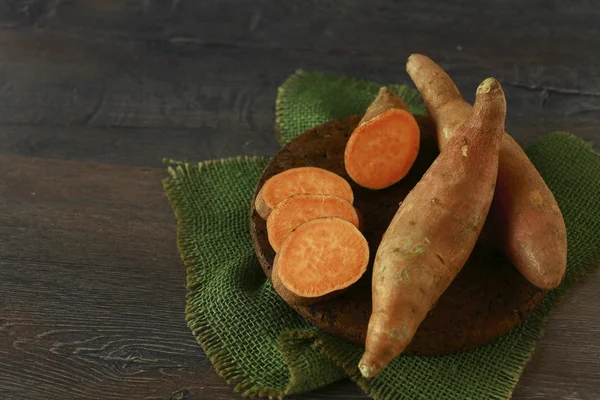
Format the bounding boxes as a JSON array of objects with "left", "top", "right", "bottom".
[{"left": 249, "top": 115, "right": 546, "bottom": 356}]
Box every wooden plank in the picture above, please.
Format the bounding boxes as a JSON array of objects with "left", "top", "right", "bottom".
[
  {"left": 0, "top": 154, "right": 369, "bottom": 399},
  {"left": 0, "top": 30, "right": 279, "bottom": 130},
  {"left": 2, "top": 1, "right": 600, "bottom": 58},
  {"left": 0, "top": 155, "right": 205, "bottom": 399},
  {"left": 0, "top": 0, "right": 599, "bottom": 93},
  {"left": 0, "top": 29, "right": 597, "bottom": 169},
  {"left": 0, "top": 125, "right": 280, "bottom": 168}
]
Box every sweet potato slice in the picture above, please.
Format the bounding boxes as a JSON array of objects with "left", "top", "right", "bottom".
[
  {"left": 345, "top": 107, "right": 420, "bottom": 190},
  {"left": 255, "top": 167, "right": 353, "bottom": 219},
  {"left": 272, "top": 217, "right": 369, "bottom": 305},
  {"left": 267, "top": 194, "right": 360, "bottom": 252}
]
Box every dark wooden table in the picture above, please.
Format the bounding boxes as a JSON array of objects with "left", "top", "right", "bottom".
[{"left": 1, "top": 1, "right": 599, "bottom": 399}]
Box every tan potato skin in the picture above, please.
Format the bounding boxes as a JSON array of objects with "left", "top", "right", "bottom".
[
  {"left": 406, "top": 54, "right": 567, "bottom": 290},
  {"left": 359, "top": 78, "right": 506, "bottom": 378},
  {"left": 359, "top": 87, "right": 409, "bottom": 124}
]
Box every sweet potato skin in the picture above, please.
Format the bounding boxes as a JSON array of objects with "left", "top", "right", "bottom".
[
  {"left": 488, "top": 138, "right": 567, "bottom": 289},
  {"left": 359, "top": 87, "right": 409, "bottom": 124},
  {"left": 359, "top": 78, "right": 506, "bottom": 378},
  {"left": 406, "top": 54, "right": 567, "bottom": 289}
]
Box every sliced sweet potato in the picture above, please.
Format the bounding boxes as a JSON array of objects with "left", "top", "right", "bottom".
[
  {"left": 272, "top": 217, "right": 369, "bottom": 306},
  {"left": 267, "top": 194, "right": 360, "bottom": 252},
  {"left": 255, "top": 167, "right": 354, "bottom": 219}
]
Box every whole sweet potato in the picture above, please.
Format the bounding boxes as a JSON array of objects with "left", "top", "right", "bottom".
[
  {"left": 406, "top": 54, "right": 567, "bottom": 290},
  {"left": 359, "top": 78, "right": 506, "bottom": 378}
]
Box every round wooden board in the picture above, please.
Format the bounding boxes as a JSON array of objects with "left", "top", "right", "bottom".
[{"left": 249, "top": 115, "right": 546, "bottom": 356}]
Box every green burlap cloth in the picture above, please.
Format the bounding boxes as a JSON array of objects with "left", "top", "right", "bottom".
[{"left": 163, "top": 70, "right": 600, "bottom": 399}]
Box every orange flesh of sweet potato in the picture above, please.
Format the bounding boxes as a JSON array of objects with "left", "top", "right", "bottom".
[
  {"left": 266, "top": 194, "right": 360, "bottom": 252},
  {"left": 274, "top": 217, "right": 369, "bottom": 300},
  {"left": 406, "top": 54, "right": 567, "bottom": 290},
  {"left": 358, "top": 78, "right": 507, "bottom": 379},
  {"left": 255, "top": 167, "right": 354, "bottom": 220},
  {"left": 345, "top": 108, "right": 420, "bottom": 190}
]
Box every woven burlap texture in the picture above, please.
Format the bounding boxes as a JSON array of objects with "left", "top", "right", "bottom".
[{"left": 163, "top": 70, "right": 600, "bottom": 400}]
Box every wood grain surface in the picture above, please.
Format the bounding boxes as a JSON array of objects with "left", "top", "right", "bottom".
[{"left": 0, "top": 1, "right": 598, "bottom": 399}]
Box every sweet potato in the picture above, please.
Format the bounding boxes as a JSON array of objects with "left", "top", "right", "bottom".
[
  {"left": 359, "top": 87, "right": 409, "bottom": 124},
  {"left": 358, "top": 78, "right": 507, "bottom": 378},
  {"left": 255, "top": 167, "right": 354, "bottom": 219},
  {"left": 406, "top": 54, "right": 567, "bottom": 290},
  {"left": 344, "top": 88, "right": 420, "bottom": 190},
  {"left": 272, "top": 217, "right": 369, "bottom": 306},
  {"left": 267, "top": 194, "right": 360, "bottom": 252}
]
